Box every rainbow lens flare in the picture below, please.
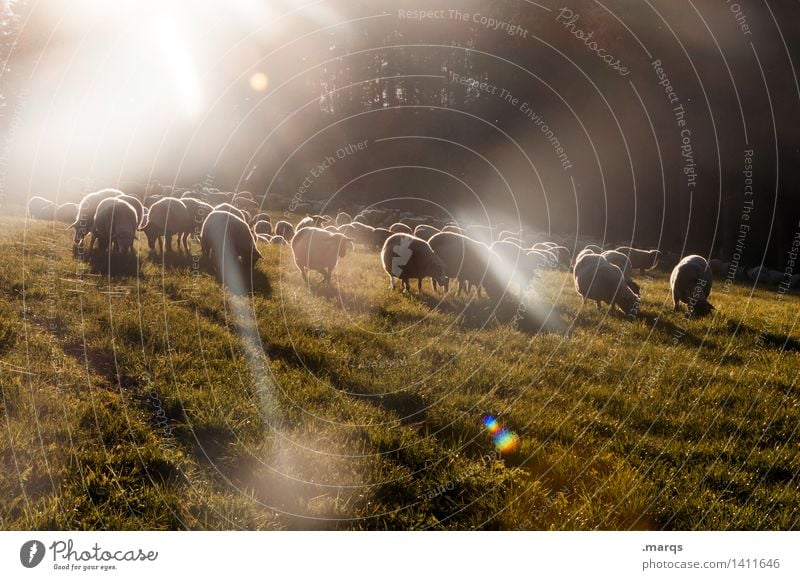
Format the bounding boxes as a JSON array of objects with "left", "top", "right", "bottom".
[{"left": 483, "top": 415, "right": 520, "bottom": 454}]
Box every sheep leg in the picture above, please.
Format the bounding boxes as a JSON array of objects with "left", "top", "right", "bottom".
[
  {"left": 301, "top": 268, "right": 308, "bottom": 283},
  {"left": 417, "top": 278, "right": 423, "bottom": 293},
  {"left": 389, "top": 275, "right": 395, "bottom": 290},
  {"left": 596, "top": 300, "right": 602, "bottom": 310},
  {"left": 166, "top": 234, "right": 173, "bottom": 253}
]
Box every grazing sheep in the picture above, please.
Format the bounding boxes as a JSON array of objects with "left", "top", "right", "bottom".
[
  {"left": 746, "top": 266, "right": 771, "bottom": 284},
  {"left": 601, "top": 250, "right": 640, "bottom": 294},
  {"left": 253, "top": 220, "right": 273, "bottom": 236},
  {"left": 70, "top": 188, "right": 124, "bottom": 247},
  {"left": 274, "top": 220, "right": 295, "bottom": 241},
  {"left": 250, "top": 213, "right": 271, "bottom": 226},
  {"left": 338, "top": 222, "right": 375, "bottom": 247},
  {"left": 465, "top": 224, "right": 497, "bottom": 245},
  {"left": 336, "top": 211, "right": 352, "bottom": 227},
  {"left": 428, "top": 231, "right": 504, "bottom": 299},
  {"left": 670, "top": 255, "right": 714, "bottom": 316},
  {"left": 708, "top": 258, "right": 730, "bottom": 277},
  {"left": 214, "top": 203, "right": 247, "bottom": 222},
  {"left": 381, "top": 233, "right": 447, "bottom": 293},
  {"left": 615, "top": 246, "right": 662, "bottom": 274},
  {"left": 290, "top": 226, "right": 352, "bottom": 285},
  {"left": 389, "top": 222, "right": 413, "bottom": 234},
  {"left": 371, "top": 227, "right": 393, "bottom": 250},
  {"left": 181, "top": 197, "right": 214, "bottom": 239},
  {"left": 789, "top": 274, "right": 800, "bottom": 289},
  {"left": 232, "top": 195, "right": 259, "bottom": 213},
  {"left": 140, "top": 197, "right": 191, "bottom": 252},
  {"left": 490, "top": 240, "right": 539, "bottom": 292},
  {"left": 201, "top": 210, "right": 262, "bottom": 271},
  {"left": 90, "top": 198, "right": 138, "bottom": 254},
  {"left": 296, "top": 215, "right": 328, "bottom": 231},
  {"left": 270, "top": 235, "right": 287, "bottom": 246},
  {"left": 27, "top": 196, "right": 57, "bottom": 220},
  {"left": 413, "top": 224, "right": 440, "bottom": 241},
  {"left": 115, "top": 193, "right": 144, "bottom": 225},
  {"left": 573, "top": 253, "right": 640, "bottom": 316},
  {"left": 54, "top": 202, "right": 79, "bottom": 224},
  {"left": 442, "top": 224, "right": 466, "bottom": 236},
  {"left": 143, "top": 194, "right": 162, "bottom": 208}
]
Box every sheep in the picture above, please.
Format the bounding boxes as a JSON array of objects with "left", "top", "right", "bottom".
[
  {"left": 381, "top": 233, "right": 447, "bottom": 293},
  {"left": 290, "top": 226, "right": 352, "bottom": 285},
  {"left": 250, "top": 213, "right": 271, "bottom": 226},
  {"left": 139, "top": 197, "right": 191, "bottom": 252},
  {"left": 232, "top": 195, "right": 259, "bottom": 213},
  {"left": 27, "top": 196, "right": 57, "bottom": 220},
  {"left": 389, "top": 222, "right": 413, "bottom": 234},
  {"left": 428, "top": 231, "right": 504, "bottom": 299},
  {"left": 90, "top": 198, "right": 138, "bottom": 255},
  {"left": 214, "top": 203, "right": 247, "bottom": 222},
  {"left": 201, "top": 210, "right": 262, "bottom": 271},
  {"left": 115, "top": 193, "right": 144, "bottom": 226},
  {"left": 270, "top": 235, "right": 288, "bottom": 246},
  {"left": 338, "top": 222, "right": 375, "bottom": 247},
  {"left": 143, "top": 194, "right": 162, "bottom": 208},
  {"left": 181, "top": 197, "right": 214, "bottom": 239},
  {"left": 670, "top": 255, "right": 714, "bottom": 316},
  {"left": 746, "top": 266, "right": 771, "bottom": 284},
  {"left": 54, "top": 202, "right": 79, "bottom": 224},
  {"left": 371, "top": 227, "right": 394, "bottom": 250},
  {"left": 253, "top": 220, "right": 273, "bottom": 236},
  {"left": 336, "top": 211, "right": 352, "bottom": 227},
  {"left": 70, "top": 188, "right": 124, "bottom": 247},
  {"left": 442, "top": 224, "right": 466, "bottom": 236},
  {"left": 615, "top": 246, "right": 662, "bottom": 274},
  {"left": 274, "top": 220, "right": 295, "bottom": 241},
  {"left": 708, "top": 258, "right": 729, "bottom": 277},
  {"left": 413, "top": 224, "right": 440, "bottom": 241},
  {"left": 573, "top": 253, "right": 640, "bottom": 316},
  {"left": 464, "top": 224, "right": 498, "bottom": 245},
  {"left": 296, "top": 215, "right": 328, "bottom": 231},
  {"left": 490, "top": 240, "right": 539, "bottom": 292},
  {"left": 790, "top": 273, "right": 800, "bottom": 289},
  {"left": 601, "top": 250, "right": 641, "bottom": 294}
]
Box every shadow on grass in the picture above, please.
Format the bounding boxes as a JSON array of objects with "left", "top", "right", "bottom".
[
  {"left": 81, "top": 250, "right": 142, "bottom": 277},
  {"left": 414, "top": 291, "right": 569, "bottom": 335},
  {"left": 203, "top": 257, "right": 272, "bottom": 298},
  {"left": 728, "top": 320, "right": 800, "bottom": 352}
]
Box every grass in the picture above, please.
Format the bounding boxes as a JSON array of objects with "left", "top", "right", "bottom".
[{"left": 0, "top": 213, "right": 798, "bottom": 530}]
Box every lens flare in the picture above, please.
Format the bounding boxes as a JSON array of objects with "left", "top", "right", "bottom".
[
  {"left": 249, "top": 72, "right": 269, "bottom": 92},
  {"left": 483, "top": 415, "right": 519, "bottom": 454}
]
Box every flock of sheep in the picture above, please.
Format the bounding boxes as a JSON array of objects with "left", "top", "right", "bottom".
[{"left": 24, "top": 188, "right": 797, "bottom": 319}]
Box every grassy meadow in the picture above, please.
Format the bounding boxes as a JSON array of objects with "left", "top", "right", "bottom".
[{"left": 0, "top": 214, "right": 798, "bottom": 530}]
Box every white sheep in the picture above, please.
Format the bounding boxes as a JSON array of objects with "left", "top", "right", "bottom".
[
  {"left": 27, "top": 196, "right": 57, "bottom": 220},
  {"left": 413, "top": 224, "right": 440, "bottom": 241},
  {"left": 490, "top": 240, "right": 539, "bottom": 292},
  {"left": 336, "top": 211, "right": 352, "bottom": 227},
  {"left": 601, "top": 250, "right": 640, "bottom": 294},
  {"left": 201, "top": 210, "right": 262, "bottom": 271},
  {"left": 70, "top": 188, "right": 123, "bottom": 246},
  {"left": 389, "top": 222, "right": 413, "bottom": 234},
  {"left": 428, "top": 231, "right": 504, "bottom": 299},
  {"left": 274, "top": 220, "right": 295, "bottom": 241},
  {"left": 573, "top": 253, "right": 640, "bottom": 316},
  {"left": 290, "top": 226, "right": 353, "bottom": 285},
  {"left": 670, "top": 255, "right": 714, "bottom": 316},
  {"left": 140, "top": 197, "right": 191, "bottom": 252},
  {"left": 615, "top": 246, "right": 662, "bottom": 274},
  {"left": 90, "top": 198, "right": 138, "bottom": 254},
  {"left": 381, "top": 233, "right": 447, "bottom": 293},
  {"left": 296, "top": 215, "right": 327, "bottom": 231},
  {"left": 54, "top": 202, "right": 79, "bottom": 224}
]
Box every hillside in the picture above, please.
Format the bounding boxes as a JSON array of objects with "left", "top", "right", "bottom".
[{"left": 0, "top": 215, "right": 797, "bottom": 530}]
